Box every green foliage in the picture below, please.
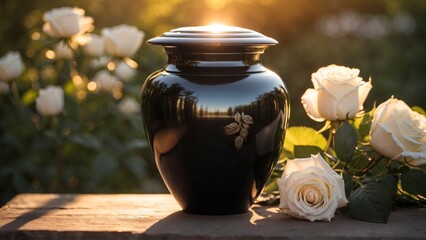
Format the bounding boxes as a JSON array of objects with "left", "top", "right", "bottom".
[
  {"left": 348, "top": 179, "right": 394, "bottom": 223},
  {"left": 283, "top": 126, "right": 328, "bottom": 154},
  {"left": 401, "top": 169, "right": 426, "bottom": 198},
  {"left": 352, "top": 110, "right": 374, "bottom": 142},
  {"left": 334, "top": 121, "right": 358, "bottom": 163},
  {"left": 294, "top": 145, "right": 323, "bottom": 158}
]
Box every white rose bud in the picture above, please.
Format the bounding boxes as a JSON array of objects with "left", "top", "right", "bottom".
[
  {"left": 370, "top": 98, "right": 426, "bottom": 166},
  {"left": 54, "top": 42, "right": 73, "bottom": 59},
  {"left": 0, "top": 51, "right": 24, "bottom": 82},
  {"left": 43, "top": 7, "right": 93, "bottom": 38},
  {"left": 115, "top": 60, "right": 137, "bottom": 81},
  {"left": 36, "top": 85, "right": 64, "bottom": 117},
  {"left": 278, "top": 153, "right": 348, "bottom": 222},
  {"left": 118, "top": 97, "right": 140, "bottom": 116},
  {"left": 301, "top": 64, "right": 372, "bottom": 121},
  {"left": 0, "top": 81, "right": 9, "bottom": 94},
  {"left": 102, "top": 25, "right": 144, "bottom": 57},
  {"left": 83, "top": 34, "right": 105, "bottom": 57},
  {"left": 92, "top": 70, "right": 122, "bottom": 92}
]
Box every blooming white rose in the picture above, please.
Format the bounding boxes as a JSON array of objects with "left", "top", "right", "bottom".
[
  {"left": 54, "top": 42, "right": 73, "bottom": 59},
  {"left": 92, "top": 70, "right": 122, "bottom": 92},
  {"left": 118, "top": 97, "right": 140, "bottom": 116},
  {"left": 0, "top": 81, "right": 9, "bottom": 94},
  {"left": 115, "top": 60, "right": 137, "bottom": 81},
  {"left": 301, "top": 64, "right": 372, "bottom": 121},
  {"left": 43, "top": 7, "right": 93, "bottom": 38},
  {"left": 370, "top": 98, "right": 426, "bottom": 166},
  {"left": 0, "top": 51, "right": 24, "bottom": 82},
  {"left": 278, "top": 153, "right": 348, "bottom": 222},
  {"left": 83, "top": 34, "right": 105, "bottom": 57},
  {"left": 36, "top": 86, "right": 64, "bottom": 117},
  {"left": 102, "top": 25, "right": 144, "bottom": 57}
]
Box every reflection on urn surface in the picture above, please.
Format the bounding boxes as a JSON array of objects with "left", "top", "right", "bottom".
[
  {"left": 141, "top": 26, "right": 290, "bottom": 214},
  {"left": 142, "top": 70, "right": 289, "bottom": 214}
]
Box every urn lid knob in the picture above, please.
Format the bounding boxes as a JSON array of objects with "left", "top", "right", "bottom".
[{"left": 147, "top": 25, "right": 278, "bottom": 47}]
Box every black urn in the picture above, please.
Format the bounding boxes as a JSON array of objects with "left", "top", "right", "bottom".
[{"left": 141, "top": 26, "right": 290, "bottom": 215}]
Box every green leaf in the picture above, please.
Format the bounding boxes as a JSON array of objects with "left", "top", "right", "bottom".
[
  {"left": 352, "top": 114, "right": 372, "bottom": 142},
  {"left": 343, "top": 172, "right": 354, "bottom": 198},
  {"left": 334, "top": 121, "right": 358, "bottom": 163},
  {"left": 412, "top": 106, "right": 426, "bottom": 117},
  {"left": 294, "top": 145, "right": 323, "bottom": 158},
  {"left": 418, "top": 164, "right": 426, "bottom": 173},
  {"left": 379, "top": 175, "right": 398, "bottom": 197},
  {"left": 349, "top": 180, "right": 392, "bottom": 223},
  {"left": 264, "top": 180, "right": 278, "bottom": 193},
  {"left": 70, "top": 133, "right": 102, "bottom": 150},
  {"left": 22, "top": 89, "right": 38, "bottom": 106},
  {"left": 401, "top": 169, "right": 426, "bottom": 197},
  {"left": 283, "top": 127, "right": 327, "bottom": 154}
]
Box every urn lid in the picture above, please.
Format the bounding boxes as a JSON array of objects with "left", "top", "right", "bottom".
[{"left": 147, "top": 25, "right": 278, "bottom": 47}]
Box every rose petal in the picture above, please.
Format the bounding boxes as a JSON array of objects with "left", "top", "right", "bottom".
[
  {"left": 320, "top": 80, "right": 360, "bottom": 101},
  {"left": 335, "top": 86, "right": 360, "bottom": 120},
  {"left": 317, "top": 89, "right": 339, "bottom": 121},
  {"left": 370, "top": 123, "right": 404, "bottom": 159},
  {"left": 400, "top": 151, "right": 426, "bottom": 167},
  {"left": 283, "top": 157, "right": 315, "bottom": 177},
  {"left": 371, "top": 98, "right": 411, "bottom": 133},
  {"left": 401, "top": 151, "right": 426, "bottom": 160},
  {"left": 394, "top": 110, "right": 423, "bottom": 149},
  {"left": 311, "top": 153, "right": 338, "bottom": 176},
  {"left": 301, "top": 88, "right": 325, "bottom": 122},
  {"left": 357, "top": 78, "right": 373, "bottom": 111}
]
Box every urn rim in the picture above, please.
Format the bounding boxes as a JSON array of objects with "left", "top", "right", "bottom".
[{"left": 147, "top": 26, "right": 278, "bottom": 47}]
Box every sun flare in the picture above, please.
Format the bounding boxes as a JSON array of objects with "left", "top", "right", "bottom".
[{"left": 207, "top": 23, "right": 228, "bottom": 33}]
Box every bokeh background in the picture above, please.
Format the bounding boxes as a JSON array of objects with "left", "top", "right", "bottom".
[{"left": 1, "top": 0, "right": 425, "bottom": 205}]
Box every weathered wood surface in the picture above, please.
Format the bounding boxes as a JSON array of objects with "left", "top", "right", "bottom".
[{"left": 0, "top": 194, "right": 425, "bottom": 239}]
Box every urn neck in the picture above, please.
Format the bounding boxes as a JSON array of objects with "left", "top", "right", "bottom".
[{"left": 163, "top": 46, "right": 266, "bottom": 73}]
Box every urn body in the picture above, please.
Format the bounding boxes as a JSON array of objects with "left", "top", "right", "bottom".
[{"left": 141, "top": 26, "right": 290, "bottom": 214}]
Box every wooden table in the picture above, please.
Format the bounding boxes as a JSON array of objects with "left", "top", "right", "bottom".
[{"left": 0, "top": 194, "right": 425, "bottom": 239}]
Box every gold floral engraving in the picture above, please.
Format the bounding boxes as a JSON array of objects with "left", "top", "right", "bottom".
[{"left": 224, "top": 112, "right": 254, "bottom": 150}]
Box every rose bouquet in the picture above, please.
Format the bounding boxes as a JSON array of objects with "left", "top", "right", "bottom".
[{"left": 261, "top": 64, "right": 426, "bottom": 223}]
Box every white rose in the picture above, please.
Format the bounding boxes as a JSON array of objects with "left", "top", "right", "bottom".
[
  {"left": 278, "top": 153, "right": 348, "bottom": 222},
  {"left": 43, "top": 7, "right": 93, "bottom": 38},
  {"left": 118, "top": 97, "right": 140, "bottom": 116},
  {"left": 102, "top": 25, "right": 144, "bottom": 57},
  {"left": 370, "top": 98, "right": 426, "bottom": 166},
  {"left": 301, "top": 64, "right": 372, "bottom": 121},
  {"left": 0, "top": 81, "right": 9, "bottom": 94},
  {"left": 92, "top": 70, "right": 122, "bottom": 92},
  {"left": 0, "top": 51, "right": 24, "bottom": 82},
  {"left": 83, "top": 34, "right": 105, "bottom": 57},
  {"left": 115, "top": 60, "right": 137, "bottom": 81},
  {"left": 36, "top": 85, "right": 64, "bottom": 117},
  {"left": 54, "top": 42, "right": 73, "bottom": 59}
]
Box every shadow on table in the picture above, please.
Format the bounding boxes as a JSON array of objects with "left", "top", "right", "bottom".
[
  {"left": 0, "top": 195, "right": 76, "bottom": 232},
  {"left": 144, "top": 205, "right": 283, "bottom": 238}
]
